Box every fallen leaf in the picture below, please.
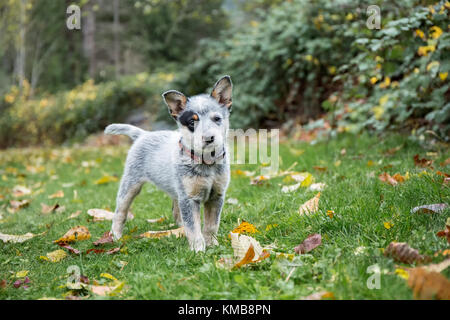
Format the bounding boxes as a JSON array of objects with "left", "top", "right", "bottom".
[
  {"left": 250, "top": 175, "right": 270, "bottom": 185},
  {"left": 0, "top": 279, "right": 7, "bottom": 289},
  {"left": 0, "top": 231, "right": 42, "bottom": 243},
  {"left": 383, "top": 222, "right": 394, "bottom": 229},
  {"left": 100, "top": 273, "right": 118, "bottom": 281},
  {"left": 299, "top": 192, "right": 321, "bottom": 215},
  {"left": 139, "top": 226, "right": 185, "bottom": 239},
  {"left": 68, "top": 210, "right": 81, "bottom": 219},
  {"left": 407, "top": 267, "right": 450, "bottom": 300},
  {"left": 340, "top": 148, "right": 347, "bottom": 156},
  {"left": 7, "top": 199, "right": 30, "bottom": 213},
  {"left": 230, "top": 232, "right": 265, "bottom": 262},
  {"left": 93, "top": 231, "right": 114, "bottom": 246},
  {"left": 309, "top": 182, "right": 326, "bottom": 192},
  {"left": 90, "top": 280, "right": 124, "bottom": 296},
  {"left": 46, "top": 249, "right": 67, "bottom": 262},
  {"left": 301, "top": 291, "right": 335, "bottom": 300},
  {"left": 231, "top": 221, "right": 259, "bottom": 235},
  {"left": 281, "top": 183, "right": 301, "bottom": 193},
  {"left": 16, "top": 270, "right": 29, "bottom": 278},
  {"left": 291, "top": 172, "right": 314, "bottom": 187},
  {"left": 384, "top": 242, "right": 428, "bottom": 264},
  {"left": 313, "top": 166, "right": 327, "bottom": 172},
  {"left": 378, "top": 172, "right": 398, "bottom": 186},
  {"left": 294, "top": 233, "right": 322, "bottom": 254},
  {"left": 41, "top": 203, "right": 60, "bottom": 214},
  {"left": 440, "top": 158, "right": 450, "bottom": 167},
  {"left": 12, "top": 186, "right": 31, "bottom": 197},
  {"left": 106, "top": 247, "right": 120, "bottom": 255},
  {"left": 326, "top": 210, "right": 334, "bottom": 219},
  {"left": 87, "top": 208, "right": 134, "bottom": 221},
  {"left": 414, "top": 154, "right": 433, "bottom": 168},
  {"left": 48, "top": 190, "right": 64, "bottom": 199},
  {"left": 436, "top": 218, "right": 450, "bottom": 243},
  {"left": 94, "top": 175, "right": 118, "bottom": 185},
  {"left": 146, "top": 217, "right": 165, "bottom": 223},
  {"left": 57, "top": 243, "right": 80, "bottom": 255},
  {"left": 54, "top": 226, "right": 91, "bottom": 244},
  {"left": 86, "top": 248, "right": 105, "bottom": 254},
  {"left": 411, "top": 204, "right": 448, "bottom": 214}
]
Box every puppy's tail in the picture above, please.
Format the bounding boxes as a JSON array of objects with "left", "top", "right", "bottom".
[{"left": 104, "top": 124, "right": 144, "bottom": 141}]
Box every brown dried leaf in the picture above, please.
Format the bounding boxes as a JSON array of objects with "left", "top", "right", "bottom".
[
  {"left": 407, "top": 268, "right": 450, "bottom": 300},
  {"left": 146, "top": 217, "right": 165, "bottom": 223},
  {"left": 12, "top": 186, "right": 31, "bottom": 198},
  {"left": 48, "top": 190, "right": 64, "bottom": 199},
  {"left": 384, "top": 242, "right": 427, "bottom": 264},
  {"left": 294, "top": 233, "right": 322, "bottom": 254},
  {"left": 87, "top": 208, "right": 134, "bottom": 221},
  {"left": 57, "top": 243, "right": 80, "bottom": 255},
  {"left": 414, "top": 154, "right": 433, "bottom": 168},
  {"left": 93, "top": 231, "right": 114, "bottom": 246},
  {"left": 436, "top": 218, "right": 450, "bottom": 243},
  {"left": 7, "top": 199, "right": 30, "bottom": 213},
  {"left": 41, "top": 203, "right": 60, "bottom": 215},
  {"left": 378, "top": 172, "right": 398, "bottom": 186}
]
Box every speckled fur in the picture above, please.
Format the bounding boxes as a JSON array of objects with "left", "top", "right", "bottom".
[{"left": 104, "top": 76, "right": 233, "bottom": 252}]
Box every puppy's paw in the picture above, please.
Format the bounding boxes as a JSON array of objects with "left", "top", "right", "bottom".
[
  {"left": 190, "top": 236, "right": 206, "bottom": 252},
  {"left": 111, "top": 223, "right": 123, "bottom": 241}
]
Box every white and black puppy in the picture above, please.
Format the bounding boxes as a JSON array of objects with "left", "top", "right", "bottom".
[{"left": 104, "top": 76, "right": 232, "bottom": 252}]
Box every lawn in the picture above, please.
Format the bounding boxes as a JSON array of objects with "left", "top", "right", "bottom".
[{"left": 0, "top": 133, "right": 449, "bottom": 300}]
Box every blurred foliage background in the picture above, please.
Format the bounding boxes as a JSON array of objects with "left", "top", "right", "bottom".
[{"left": 0, "top": 0, "right": 449, "bottom": 148}]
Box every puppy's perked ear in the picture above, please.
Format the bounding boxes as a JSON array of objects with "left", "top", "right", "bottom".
[
  {"left": 211, "top": 75, "right": 232, "bottom": 110},
  {"left": 162, "top": 90, "right": 187, "bottom": 119}
]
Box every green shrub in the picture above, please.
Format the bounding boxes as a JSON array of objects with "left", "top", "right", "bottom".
[{"left": 0, "top": 72, "right": 173, "bottom": 148}]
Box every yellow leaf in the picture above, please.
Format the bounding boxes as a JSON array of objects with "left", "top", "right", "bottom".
[
  {"left": 16, "top": 270, "right": 29, "bottom": 278},
  {"left": 327, "top": 210, "right": 334, "bottom": 219},
  {"left": 100, "top": 273, "right": 118, "bottom": 281},
  {"left": 429, "top": 26, "right": 443, "bottom": 39},
  {"left": 94, "top": 175, "right": 118, "bottom": 185},
  {"left": 54, "top": 225, "right": 91, "bottom": 243},
  {"left": 299, "top": 192, "right": 321, "bottom": 215},
  {"left": 370, "top": 77, "right": 378, "bottom": 84},
  {"left": 46, "top": 249, "right": 67, "bottom": 263},
  {"left": 395, "top": 268, "right": 410, "bottom": 280},
  {"left": 439, "top": 72, "right": 448, "bottom": 81},
  {"left": 415, "top": 29, "right": 425, "bottom": 39}
]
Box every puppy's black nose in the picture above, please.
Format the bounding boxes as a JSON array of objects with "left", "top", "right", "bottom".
[{"left": 203, "top": 136, "right": 215, "bottom": 144}]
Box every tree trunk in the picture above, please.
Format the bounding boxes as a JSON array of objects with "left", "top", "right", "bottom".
[
  {"left": 82, "top": 0, "right": 96, "bottom": 78},
  {"left": 17, "top": 0, "right": 27, "bottom": 88},
  {"left": 113, "top": 0, "right": 120, "bottom": 79}
]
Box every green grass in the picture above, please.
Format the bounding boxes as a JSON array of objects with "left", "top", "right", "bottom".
[{"left": 0, "top": 133, "right": 449, "bottom": 300}]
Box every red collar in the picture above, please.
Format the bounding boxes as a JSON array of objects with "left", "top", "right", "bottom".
[{"left": 179, "top": 139, "right": 225, "bottom": 165}]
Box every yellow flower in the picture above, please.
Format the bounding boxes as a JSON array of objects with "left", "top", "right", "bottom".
[
  {"left": 415, "top": 29, "right": 425, "bottom": 39},
  {"left": 445, "top": 2, "right": 450, "bottom": 9},
  {"left": 428, "top": 5, "right": 435, "bottom": 14},
  {"left": 379, "top": 77, "right": 391, "bottom": 89},
  {"left": 439, "top": 72, "right": 448, "bottom": 81},
  {"left": 372, "top": 106, "right": 384, "bottom": 120},
  {"left": 370, "top": 77, "right": 378, "bottom": 84},
  {"left": 417, "top": 45, "right": 436, "bottom": 56},
  {"left": 305, "top": 55, "right": 313, "bottom": 62},
  {"left": 414, "top": 68, "right": 420, "bottom": 74},
  {"left": 328, "top": 66, "right": 336, "bottom": 75},
  {"left": 383, "top": 222, "right": 393, "bottom": 229},
  {"left": 326, "top": 210, "right": 334, "bottom": 219},
  {"left": 429, "top": 26, "right": 443, "bottom": 39},
  {"left": 346, "top": 13, "right": 354, "bottom": 21},
  {"left": 395, "top": 268, "right": 409, "bottom": 280}
]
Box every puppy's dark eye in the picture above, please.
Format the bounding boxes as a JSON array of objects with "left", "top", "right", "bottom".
[
  {"left": 214, "top": 116, "right": 222, "bottom": 122},
  {"left": 189, "top": 119, "right": 195, "bottom": 126}
]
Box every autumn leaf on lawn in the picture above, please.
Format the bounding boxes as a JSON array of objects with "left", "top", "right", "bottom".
[
  {"left": 378, "top": 172, "right": 398, "bottom": 186},
  {"left": 231, "top": 221, "right": 259, "bottom": 235},
  {"left": 291, "top": 172, "right": 314, "bottom": 187},
  {"left": 48, "top": 190, "right": 64, "bottom": 199},
  {"left": 90, "top": 274, "right": 125, "bottom": 296},
  {"left": 93, "top": 231, "right": 114, "bottom": 246},
  {"left": 12, "top": 186, "right": 31, "bottom": 198},
  {"left": 436, "top": 218, "right": 450, "bottom": 244},
  {"left": 139, "top": 226, "right": 185, "bottom": 239},
  {"left": 230, "top": 232, "right": 265, "bottom": 262},
  {"left": 407, "top": 267, "right": 450, "bottom": 300},
  {"left": 411, "top": 203, "right": 448, "bottom": 214},
  {"left": 68, "top": 210, "right": 81, "bottom": 219},
  {"left": 281, "top": 183, "right": 301, "bottom": 193},
  {"left": 299, "top": 192, "right": 321, "bottom": 215},
  {"left": 413, "top": 154, "right": 433, "bottom": 168},
  {"left": 250, "top": 175, "right": 270, "bottom": 185},
  {"left": 440, "top": 158, "right": 450, "bottom": 167},
  {"left": 54, "top": 226, "right": 91, "bottom": 244},
  {"left": 294, "top": 234, "right": 322, "bottom": 254},
  {"left": 301, "top": 291, "right": 335, "bottom": 300},
  {"left": 41, "top": 203, "right": 61, "bottom": 215},
  {"left": 313, "top": 166, "right": 327, "bottom": 172},
  {"left": 309, "top": 183, "right": 326, "bottom": 192},
  {"left": 94, "top": 175, "right": 118, "bottom": 185},
  {"left": 0, "top": 231, "right": 43, "bottom": 243},
  {"left": 146, "top": 217, "right": 165, "bottom": 223},
  {"left": 7, "top": 199, "right": 30, "bottom": 213},
  {"left": 46, "top": 249, "right": 67, "bottom": 263},
  {"left": 87, "top": 208, "right": 134, "bottom": 221},
  {"left": 58, "top": 243, "right": 80, "bottom": 255},
  {"left": 384, "top": 242, "right": 428, "bottom": 264}
]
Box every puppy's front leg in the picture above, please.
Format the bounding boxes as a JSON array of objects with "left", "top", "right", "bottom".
[
  {"left": 179, "top": 198, "right": 205, "bottom": 252},
  {"left": 203, "top": 193, "right": 224, "bottom": 246}
]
